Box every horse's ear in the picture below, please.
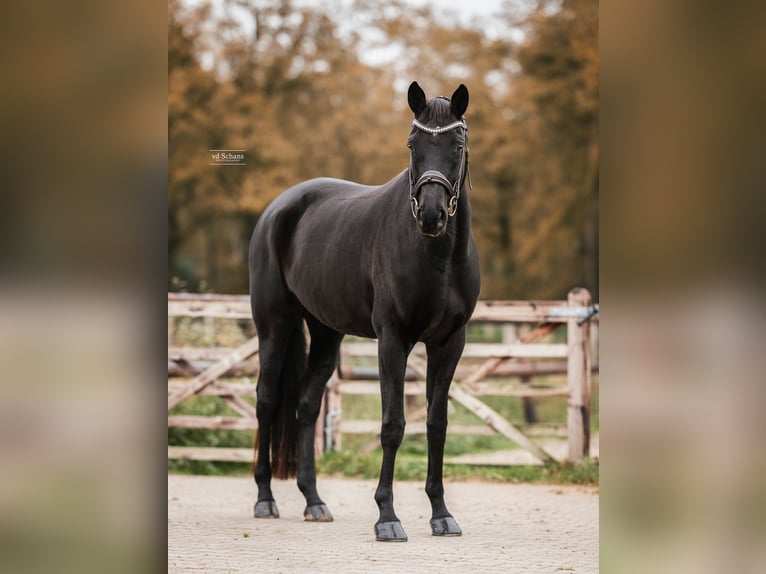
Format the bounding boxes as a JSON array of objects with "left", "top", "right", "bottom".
[
  {"left": 408, "top": 81, "right": 427, "bottom": 116},
  {"left": 451, "top": 84, "right": 469, "bottom": 118}
]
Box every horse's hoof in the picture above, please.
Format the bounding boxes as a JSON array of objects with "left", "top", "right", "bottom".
[
  {"left": 375, "top": 520, "right": 408, "bottom": 542},
  {"left": 431, "top": 515, "right": 462, "bottom": 536},
  {"left": 304, "top": 503, "right": 333, "bottom": 522},
  {"left": 254, "top": 500, "right": 279, "bottom": 518}
]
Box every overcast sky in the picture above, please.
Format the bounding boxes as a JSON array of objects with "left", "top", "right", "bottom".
[
  {"left": 362, "top": 0, "right": 506, "bottom": 23},
  {"left": 185, "top": 0, "right": 511, "bottom": 30},
  {"left": 182, "top": 0, "right": 525, "bottom": 73}
]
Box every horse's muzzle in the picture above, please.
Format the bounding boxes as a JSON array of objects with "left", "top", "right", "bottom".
[{"left": 416, "top": 207, "right": 447, "bottom": 237}]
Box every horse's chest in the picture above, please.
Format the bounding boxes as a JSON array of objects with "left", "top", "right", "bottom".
[{"left": 399, "top": 273, "right": 465, "bottom": 336}]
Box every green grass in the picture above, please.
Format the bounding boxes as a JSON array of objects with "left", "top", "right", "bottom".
[
  {"left": 169, "top": 459, "right": 253, "bottom": 476},
  {"left": 167, "top": 453, "right": 598, "bottom": 485},
  {"left": 317, "top": 450, "right": 598, "bottom": 485}
]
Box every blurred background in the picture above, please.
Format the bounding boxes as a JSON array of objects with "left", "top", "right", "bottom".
[
  {"left": 169, "top": 0, "right": 598, "bottom": 300},
  {"left": 0, "top": 0, "right": 764, "bottom": 571}
]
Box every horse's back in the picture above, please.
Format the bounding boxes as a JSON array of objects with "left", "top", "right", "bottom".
[{"left": 265, "top": 177, "right": 376, "bottom": 218}]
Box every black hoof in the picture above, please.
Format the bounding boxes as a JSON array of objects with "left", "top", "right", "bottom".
[
  {"left": 431, "top": 515, "right": 462, "bottom": 536},
  {"left": 253, "top": 500, "right": 279, "bottom": 518},
  {"left": 304, "top": 503, "right": 333, "bottom": 522},
  {"left": 375, "top": 520, "right": 408, "bottom": 542}
]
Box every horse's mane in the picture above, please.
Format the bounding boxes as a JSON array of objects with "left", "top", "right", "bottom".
[{"left": 418, "top": 96, "right": 459, "bottom": 124}]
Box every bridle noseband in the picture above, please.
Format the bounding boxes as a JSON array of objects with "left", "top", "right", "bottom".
[{"left": 409, "top": 118, "right": 472, "bottom": 220}]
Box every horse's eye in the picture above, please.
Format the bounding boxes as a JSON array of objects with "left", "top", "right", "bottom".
[
  {"left": 456, "top": 145, "right": 464, "bottom": 153},
  {"left": 407, "top": 142, "right": 413, "bottom": 150}
]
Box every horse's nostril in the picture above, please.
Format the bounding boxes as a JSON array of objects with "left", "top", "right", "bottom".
[{"left": 439, "top": 210, "right": 446, "bottom": 223}]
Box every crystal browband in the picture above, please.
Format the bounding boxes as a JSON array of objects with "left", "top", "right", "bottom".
[{"left": 411, "top": 119, "right": 467, "bottom": 134}]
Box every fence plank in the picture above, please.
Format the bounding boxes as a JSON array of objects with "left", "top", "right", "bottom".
[
  {"left": 460, "top": 357, "right": 507, "bottom": 392},
  {"left": 468, "top": 384, "right": 568, "bottom": 398},
  {"left": 168, "top": 362, "right": 259, "bottom": 378},
  {"left": 337, "top": 381, "right": 425, "bottom": 396},
  {"left": 470, "top": 300, "right": 596, "bottom": 323},
  {"left": 169, "top": 347, "right": 241, "bottom": 362},
  {"left": 167, "top": 336, "right": 260, "bottom": 410},
  {"left": 448, "top": 385, "right": 555, "bottom": 463},
  {"left": 169, "top": 359, "right": 596, "bottom": 380},
  {"left": 168, "top": 446, "right": 253, "bottom": 462},
  {"left": 168, "top": 300, "right": 251, "bottom": 319},
  {"left": 168, "top": 293, "right": 249, "bottom": 302},
  {"left": 221, "top": 396, "right": 256, "bottom": 418},
  {"left": 335, "top": 380, "right": 567, "bottom": 398},
  {"left": 525, "top": 424, "right": 568, "bottom": 437},
  {"left": 168, "top": 295, "right": 599, "bottom": 324},
  {"left": 168, "top": 380, "right": 256, "bottom": 396},
  {"left": 339, "top": 420, "right": 498, "bottom": 436},
  {"left": 341, "top": 342, "right": 567, "bottom": 359},
  {"left": 168, "top": 415, "right": 258, "bottom": 430}
]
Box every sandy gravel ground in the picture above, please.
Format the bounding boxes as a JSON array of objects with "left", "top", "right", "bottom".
[{"left": 168, "top": 474, "right": 598, "bottom": 573}]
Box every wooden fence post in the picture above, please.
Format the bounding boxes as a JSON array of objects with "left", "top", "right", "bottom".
[
  {"left": 314, "top": 385, "right": 327, "bottom": 459},
  {"left": 317, "top": 370, "right": 343, "bottom": 453},
  {"left": 567, "top": 288, "right": 592, "bottom": 462},
  {"left": 329, "top": 371, "right": 342, "bottom": 451}
]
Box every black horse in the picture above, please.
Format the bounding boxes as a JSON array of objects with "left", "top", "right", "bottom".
[{"left": 248, "top": 82, "right": 480, "bottom": 542}]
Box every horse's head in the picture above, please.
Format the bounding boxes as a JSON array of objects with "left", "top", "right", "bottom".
[{"left": 407, "top": 81, "right": 470, "bottom": 237}]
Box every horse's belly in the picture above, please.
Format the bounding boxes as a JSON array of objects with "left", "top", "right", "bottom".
[
  {"left": 311, "top": 297, "right": 375, "bottom": 337},
  {"left": 288, "top": 275, "right": 376, "bottom": 337}
]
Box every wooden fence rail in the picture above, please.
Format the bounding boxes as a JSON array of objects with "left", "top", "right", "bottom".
[{"left": 168, "top": 289, "right": 598, "bottom": 465}]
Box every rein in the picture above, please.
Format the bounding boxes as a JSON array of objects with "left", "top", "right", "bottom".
[{"left": 408, "top": 119, "right": 472, "bottom": 219}]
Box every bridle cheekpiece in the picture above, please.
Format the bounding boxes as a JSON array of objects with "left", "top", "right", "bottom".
[{"left": 409, "top": 118, "right": 471, "bottom": 219}]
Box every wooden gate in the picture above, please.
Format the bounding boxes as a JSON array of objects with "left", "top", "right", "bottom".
[{"left": 168, "top": 289, "right": 597, "bottom": 465}]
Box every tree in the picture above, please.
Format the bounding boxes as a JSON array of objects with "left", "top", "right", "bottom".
[
  {"left": 168, "top": 0, "right": 599, "bottom": 300},
  {"left": 495, "top": 0, "right": 599, "bottom": 299}
]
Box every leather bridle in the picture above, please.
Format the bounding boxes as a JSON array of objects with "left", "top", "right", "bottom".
[{"left": 408, "top": 118, "right": 472, "bottom": 220}]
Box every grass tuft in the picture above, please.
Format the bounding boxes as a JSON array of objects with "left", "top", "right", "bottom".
[{"left": 315, "top": 450, "right": 598, "bottom": 485}]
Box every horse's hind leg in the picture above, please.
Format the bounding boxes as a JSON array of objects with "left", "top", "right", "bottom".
[
  {"left": 250, "top": 255, "right": 306, "bottom": 517},
  {"left": 252, "top": 316, "right": 297, "bottom": 518},
  {"left": 424, "top": 329, "right": 466, "bottom": 536},
  {"left": 297, "top": 318, "right": 343, "bottom": 522}
]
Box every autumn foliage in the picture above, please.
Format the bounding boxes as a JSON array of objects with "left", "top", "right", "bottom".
[{"left": 169, "top": 0, "right": 598, "bottom": 299}]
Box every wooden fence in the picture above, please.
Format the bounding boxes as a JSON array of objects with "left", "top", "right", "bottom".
[{"left": 168, "top": 289, "right": 598, "bottom": 465}]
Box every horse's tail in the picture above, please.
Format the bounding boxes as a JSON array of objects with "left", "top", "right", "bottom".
[{"left": 253, "top": 319, "right": 307, "bottom": 480}]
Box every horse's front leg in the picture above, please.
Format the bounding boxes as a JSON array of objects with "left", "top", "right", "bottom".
[
  {"left": 425, "top": 328, "right": 466, "bottom": 536},
  {"left": 373, "top": 334, "right": 410, "bottom": 542}
]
